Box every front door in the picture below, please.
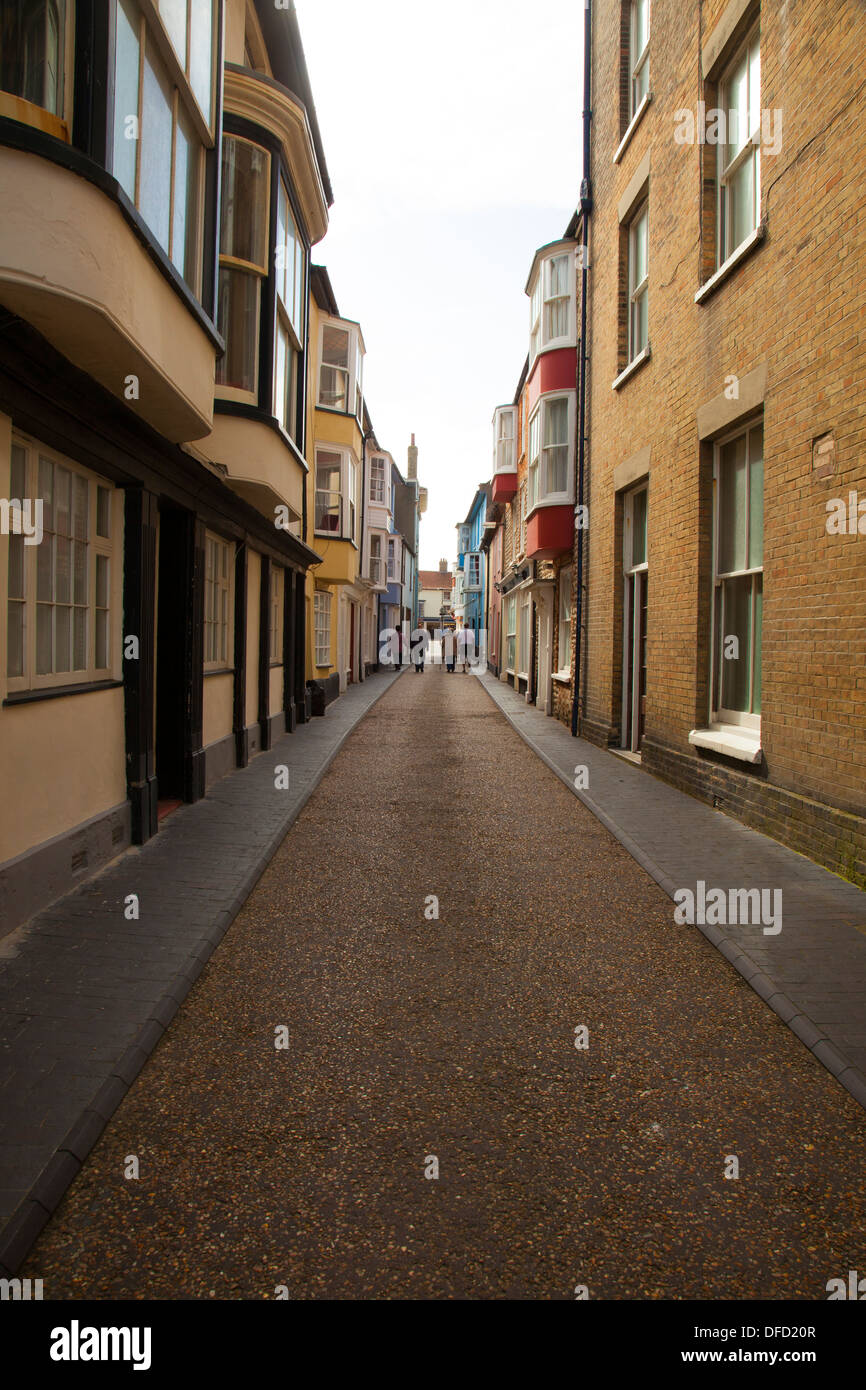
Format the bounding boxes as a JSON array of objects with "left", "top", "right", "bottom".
[{"left": 622, "top": 484, "right": 649, "bottom": 753}]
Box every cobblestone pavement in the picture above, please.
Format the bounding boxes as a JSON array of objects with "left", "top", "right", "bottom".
[{"left": 23, "top": 668, "right": 866, "bottom": 1299}]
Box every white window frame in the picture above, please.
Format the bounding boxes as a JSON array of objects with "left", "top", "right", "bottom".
[
  {"left": 5, "top": 435, "right": 121, "bottom": 693},
  {"left": 628, "top": 202, "right": 649, "bottom": 364},
  {"left": 387, "top": 537, "right": 398, "bottom": 581},
  {"left": 215, "top": 134, "right": 270, "bottom": 399},
  {"left": 716, "top": 24, "right": 761, "bottom": 268},
  {"left": 555, "top": 564, "right": 573, "bottom": 680},
  {"left": 710, "top": 421, "right": 763, "bottom": 729},
  {"left": 368, "top": 532, "right": 384, "bottom": 586},
  {"left": 204, "top": 531, "right": 234, "bottom": 672},
  {"left": 314, "top": 589, "right": 331, "bottom": 668},
  {"left": 629, "top": 0, "right": 651, "bottom": 121},
  {"left": 464, "top": 552, "right": 481, "bottom": 592},
  {"left": 369, "top": 455, "right": 386, "bottom": 504}
]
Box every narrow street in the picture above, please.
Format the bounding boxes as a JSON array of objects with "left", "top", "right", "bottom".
[{"left": 23, "top": 669, "right": 866, "bottom": 1300}]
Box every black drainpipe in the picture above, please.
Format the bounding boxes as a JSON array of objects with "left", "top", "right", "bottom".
[{"left": 572, "top": 0, "right": 593, "bottom": 738}]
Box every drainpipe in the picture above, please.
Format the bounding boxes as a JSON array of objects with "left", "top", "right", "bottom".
[
  {"left": 360, "top": 428, "right": 373, "bottom": 682},
  {"left": 572, "top": 0, "right": 593, "bottom": 738}
]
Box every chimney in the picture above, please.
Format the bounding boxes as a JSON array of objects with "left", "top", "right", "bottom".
[
  {"left": 439, "top": 558, "right": 448, "bottom": 572},
  {"left": 407, "top": 433, "right": 418, "bottom": 481}
]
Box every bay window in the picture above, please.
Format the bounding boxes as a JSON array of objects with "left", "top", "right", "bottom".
[
  {"left": 528, "top": 245, "right": 577, "bottom": 362},
  {"left": 464, "top": 552, "right": 481, "bottom": 592},
  {"left": 369, "top": 534, "right": 382, "bottom": 585},
  {"left": 274, "top": 177, "right": 305, "bottom": 438},
  {"left": 318, "top": 318, "right": 363, "bottom": 420},
  {"left": 712, "top": 422, "right": 763, "bottom": 724},
  {"left": 387, "top": 538, "right": 396, "bottom": 580},
  {"left": 527, "top": 396, "right": 574, "bottom": 509},
  {"left": 112, "top": 0, "right": 215, "bottom": 291},
  {"left": 717, "top": 26, "right": 761, "bottom": 265},
  {"left": 6, "top": 436, "right": 119, "bottom": 691},
  {"left": 216, "top": 134, "right": 270, "bottom": 394},
  {"left": 493, "top": 406, "right": 516, "bottom": 474},
  {"left": 0, "top": 0, "right": 66, "bottom": 117},
  {"left": 518, "top": 595, "right": 531, "bottom": 679},
  {"left": 314, "top": 447, "right": 359, "bottom": 543}
]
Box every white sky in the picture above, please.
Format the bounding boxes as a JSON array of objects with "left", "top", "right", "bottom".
[{"left": 295, "top": 0, "right": 583, "bottom": 570}]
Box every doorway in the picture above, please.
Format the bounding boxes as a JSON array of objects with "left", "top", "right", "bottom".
[{"left": 622, "top": 484, "right": 649, "bottom": 753}]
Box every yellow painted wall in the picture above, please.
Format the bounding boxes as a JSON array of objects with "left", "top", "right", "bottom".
[
  {"left": 0, "top": 691, "right": 127, "bottom": 864},
  {"left": 245, "top": 550, "right": 261, "bottom": 726},
  {"left": 203, "top": 673, "right": 234, "bottom": 748}
]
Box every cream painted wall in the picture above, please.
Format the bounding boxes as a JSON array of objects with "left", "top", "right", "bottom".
[
  {"left": 245, "top": 551, "right": 261, "bottom": 726},
  {"left": 0, "top": 690, "right": 126, "bottom": 864},
  {"left": 269, "top": 663, "right": 283, "bottom": 717},
  {"left": 203, "top": 673, "right": 234, "bottom": 747}
]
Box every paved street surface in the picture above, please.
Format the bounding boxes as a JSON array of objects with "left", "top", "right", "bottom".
[{"left": 22, "top": 669, "right": 866, "bottom": 1298}]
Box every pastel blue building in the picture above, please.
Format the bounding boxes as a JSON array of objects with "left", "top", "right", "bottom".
[{"left": 456, "top": 485, "right": 490, "bottom": 654}]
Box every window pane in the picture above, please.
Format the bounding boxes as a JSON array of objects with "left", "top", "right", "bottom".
[
  {"left": 113, "top": 0, "right": 140, "bottom": 199},
  {"left": 718, "top": 434, "right": 747, "bottom": 573},
  {"left": 73, "top": 474, "right": 88, "bottom": 538},
  {"left": 189, "top": 0, "right": 213, "bottom": 125},
  {"left": 220, "top": 137, "right": 268, "bottom": 269},
  {"left": 55, "top": 534, "right": 70, "bottom": 602},
  {"left": 38, "top": 454, "right": 53, "bottom": 529},
  {"left": 216, "top": 267, "right": 260, "bottom": 392},
  {"left": 96, "top": 554, "right": 110, "bottom": 608},
  {"left": 631, "top": 488, "right": 647, "bottom": 567},
  {"left": 74, "top": 606, "right": 88, "bottom": 670},
  {"left": 36, "top": 603, "right": 52, "bottom": 673},
  {"left": 727, "top": 51, "right": 750, "bottom": 155},
  {"left": 8, "top": 532, "right": 25, "bottom": 601},
  {"left": 729, "top": 153, "right": 756, "bottom": 251},
  {"left": 748, "top": 428, "right": 764, "bottom": 569},
  {"left": 158, "top": 0, "right": 186, "bottom": 62},
  {"left": 7, "top": 598, "right": 24, "bottom": 677},
  {"left": 140, "top": 39, "right": 173, "bottom": 252},
  {"left": 37, "top": 535, "right": 53, "bottom": 601},
  {"left": 55, "top": 464, "right": 70, "bottom": 535},
  {"left": 2, "top": 0, "right": 66, "bottom": 112},
  {"left": 96, "top": 486, "right": 111, "bottom": 538},
  {"left": 322, "top": 325, "right": 349, "bottom": 369},
  {"left": 55, "top": 602, "right": 70, "bottom": 673},
  {"left": 173, "top": 106, "right": 199, "bottom": 284},
  {"left": 633, "top": 209, "right": 648, "bottom": 285},
  {"left": 73, "top": 540, "right": 87, "bottom": 604},
  {"left": 720, "top": 575, "right": 752, "bottom": 712}
]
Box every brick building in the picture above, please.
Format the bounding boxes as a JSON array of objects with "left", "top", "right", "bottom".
[{"left": 579, "top": 0, "right": 866, "bottom": 880}]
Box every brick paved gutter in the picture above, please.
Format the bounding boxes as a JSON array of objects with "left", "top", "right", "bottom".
[
  {"left": 0, "top": 669, "right": 405, "bottom": 1276},
  {"left": 475, "top": 669, "right": 866, "bottom": 1112}
]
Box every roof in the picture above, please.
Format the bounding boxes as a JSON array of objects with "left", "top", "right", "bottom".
[{"left": 419, "top": 571, "right": 455, "bottom": 591}]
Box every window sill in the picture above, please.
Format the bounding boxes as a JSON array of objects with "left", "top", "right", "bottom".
[
  {"left": 688, "top": 723, "right": 762, "bottom": 764},
  {"left": 3, "top": 678, "right": 123, "bottom": 707},
  {"left": 695, "top": 225, "right": 766, "bottom": 304},
  {"left": 552, "top": 670, "right": 572, "bottom": 684},
  {"left": 612, "top": 345, "right": 651, "bottom": 391},
  {"left": 613, "top": 91, "right": 652, "bottom": 165},
  {"left": 204, "top": 667, "right": 235, "bottom": 679}
]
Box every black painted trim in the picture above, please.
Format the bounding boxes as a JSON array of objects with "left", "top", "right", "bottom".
[
  {"left": 123, "top": 486, "right": 158, "bottom": 844},
  {"left": 259, "top": 556, "right": 271, "bottom": 750},
  {"left": 233, "top": 543, "right": 248, "bottom": 770},
  {"left": 3, "top": 679, "right": 123, "bottom": 706}
]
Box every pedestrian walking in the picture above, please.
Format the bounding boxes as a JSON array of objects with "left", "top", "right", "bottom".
[{"left": 444, "top": 629, "right": 456, "bottom": 673}]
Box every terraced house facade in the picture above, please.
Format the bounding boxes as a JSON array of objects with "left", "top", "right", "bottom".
[
  {"left": 0, "top": 0, "right": 331, "bottom": 932},
  {"left": 580, "top": 0, "right": 866, "bottom": 879}
]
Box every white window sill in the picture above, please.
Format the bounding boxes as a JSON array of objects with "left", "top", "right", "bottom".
[
  {"left": 613, "top": 344, "right": 651, "bottom": 391},
  {"left": 688, "top": 723, "right": 762, "bottom": 764},
  {"left": 695, "top": 225, "right": 766, "bottom": 304},
  {"left": 613, "top": 92, "right": 652, "bottom": 165},
  {"left": 552, "top": 670, "right": 572, "bottom": 684}
]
